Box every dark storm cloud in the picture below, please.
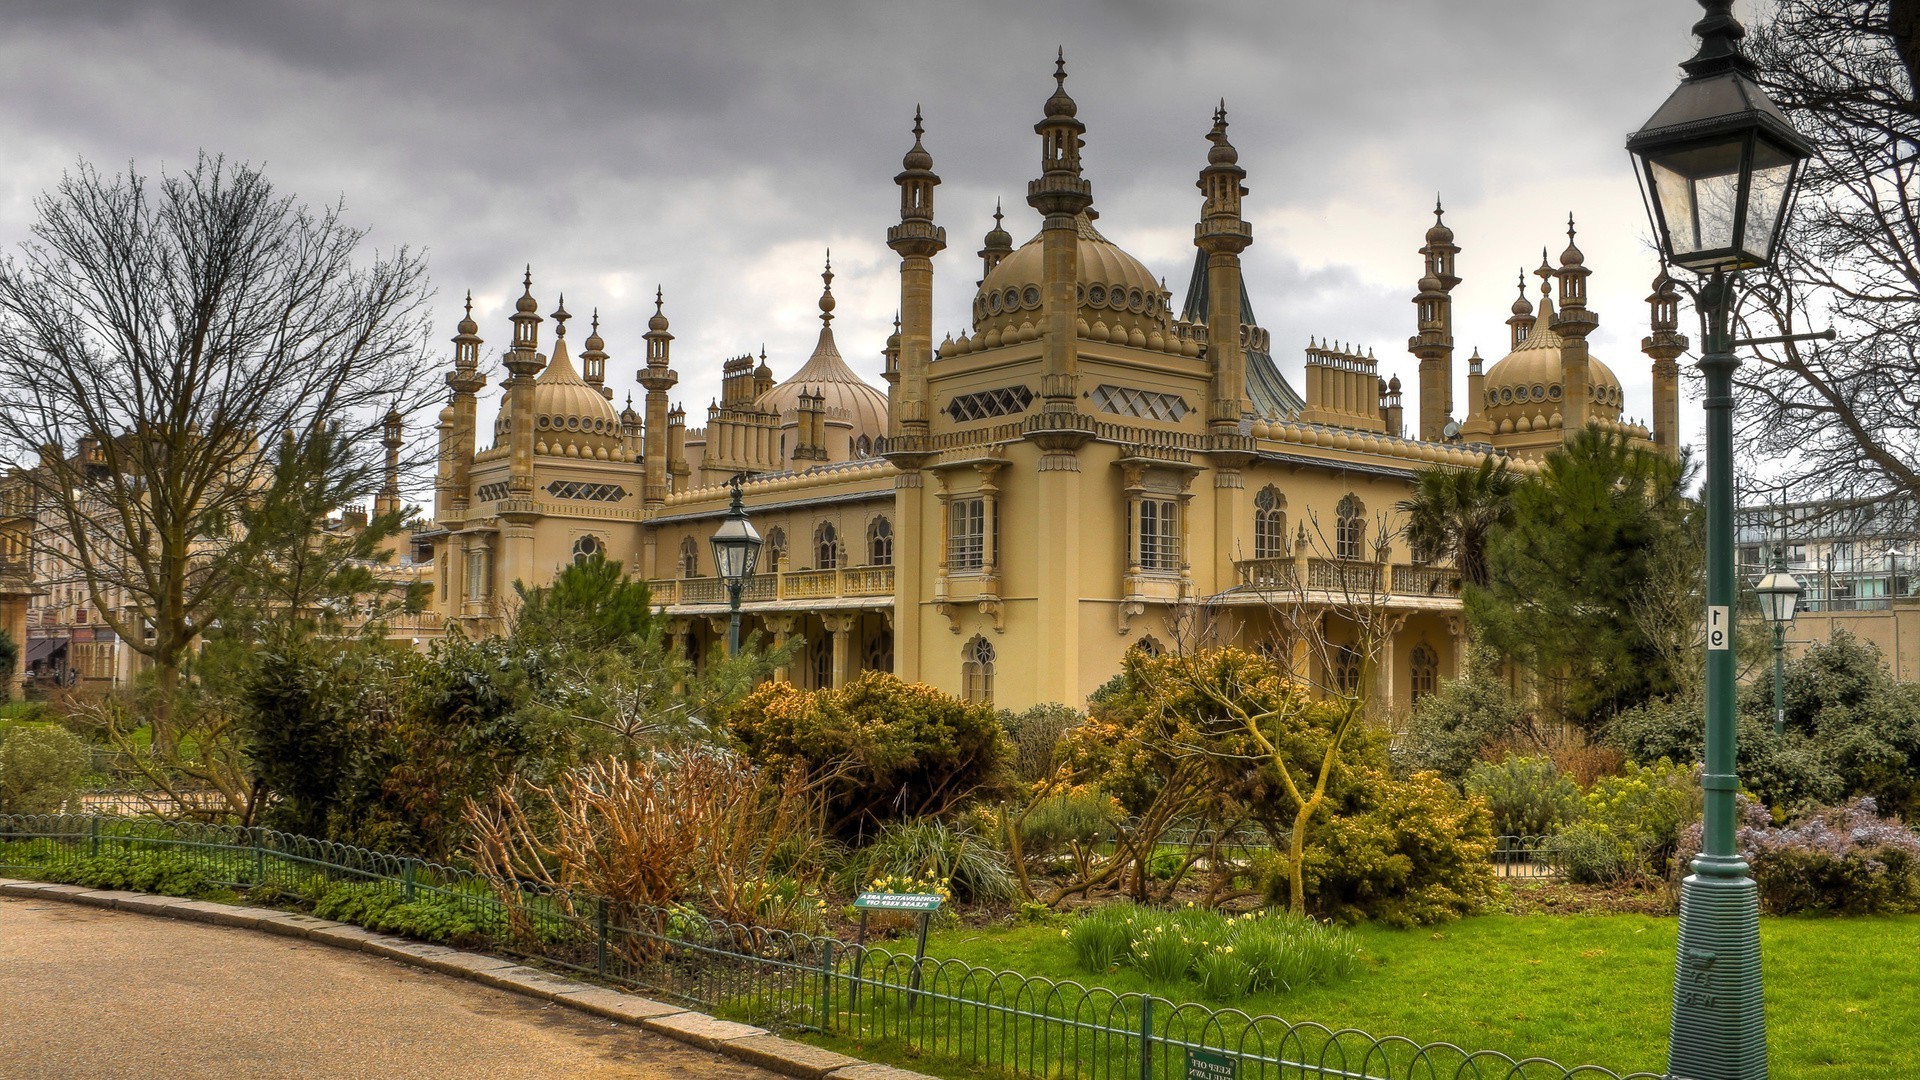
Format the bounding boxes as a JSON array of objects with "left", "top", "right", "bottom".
[{"left": 0, "top": 0, "right": 1706, "bottom": 452}]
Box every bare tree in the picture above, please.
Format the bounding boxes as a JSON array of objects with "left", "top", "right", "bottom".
[
  {"left": 0, "top": 156, "right": 438, "bottom": 738},
  {"left": 1735, "top": 2, "right": 1920, "bottom": 505}
]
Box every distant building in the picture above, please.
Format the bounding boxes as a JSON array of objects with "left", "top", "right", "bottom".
[{"left": 1738, "top": 498, "right": 1920, "bottom": 679}]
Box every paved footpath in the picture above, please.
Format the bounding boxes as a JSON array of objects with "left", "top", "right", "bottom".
[{"left": 0, "top": 896, "right": 785, "bottom": 1079}]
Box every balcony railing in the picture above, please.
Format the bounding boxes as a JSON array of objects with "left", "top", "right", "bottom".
[
  {"left": 1233, "top": 557, "right": 1461, "bottom": 600},
  {"left": 651, "top": 565, "right": 895, "bottom": 607}
]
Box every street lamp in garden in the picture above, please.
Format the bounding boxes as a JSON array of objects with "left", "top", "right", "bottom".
[
  {"left": 1628, "top": 2, "right": 1815, "bottom": 1077},
  {"left": 1755, "top": 546, "right": 1802, "bottom": 736},
  {"left": 709, "top": 475, "right": 762, "bottom": 656}
]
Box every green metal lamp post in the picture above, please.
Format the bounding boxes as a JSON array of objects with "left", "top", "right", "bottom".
[
  {"left": 709, "top": 475, "right": 763, "bottom": 656},
  {"left": 1755, "top": 548, "right": 1802, "bottom": 737},
  {"left": 1628, "top": 2, "right": 1814, "bottom": 1076}
]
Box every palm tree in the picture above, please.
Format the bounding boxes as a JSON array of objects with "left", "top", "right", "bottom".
[{"left": 1395, "top": 457, "right": 1522, "bottom": 590}]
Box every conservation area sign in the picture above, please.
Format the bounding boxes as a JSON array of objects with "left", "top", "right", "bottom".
[
  {"left": 1185, "top": 1047, "right": 1237, "bottom": 1080},
  {"left": 853, "top": 892, "right": 944, "bottom": 913}
]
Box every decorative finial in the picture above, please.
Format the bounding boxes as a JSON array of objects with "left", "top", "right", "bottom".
[
  {"left": 1434, "top": 195, "right": 1445, "bottom": 222},
  {"left": 654, "top": 286, "right": 664, "bottom": 315},
  {"left": 993, "top": 199, "right": 1004, "bottom": 228},
  {"left": 551, "top": 295, "right": 570, "bottom": 336},
  {"left": 463, "top": 290, "right": 473, "bottom": 318},
  {"left": 913, "top": 105, "right": 924, "bottom": 140},
  {"left": 522, "top": 265, "right": 532, "bottom": 291},
  {"left": 1567, "top": 212, "right": 1577, "bottom": 243},
  {"left": 819, "top": 252, "right": 836, "bottom": 327},
  {"left": 1055, "top": 46, "right": 1066, "bottom": 85}
]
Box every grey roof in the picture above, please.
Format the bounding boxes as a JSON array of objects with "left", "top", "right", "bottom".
[{"left": 1181, "top": 250, "right": 1304, "bottom": 419}]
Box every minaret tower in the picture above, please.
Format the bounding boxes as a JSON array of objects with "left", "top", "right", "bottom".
[
  {"left": 886, "top": 107, "right": 945, "bottom": 439},
  {"left": 1196, "top": 101, "right": 1253, "bottom": 435},
  {"left": 1643, "top": 271, "right": 1688, "bottom": 458},
  {"left": 1551, "top": 216, "right": 1598, "bottom": 440},
  {"left": 978, "top": 200, "right": 1013, "bottom": 285},
  {"left": 501, "top": 268, "right": 546, "bottom": 501},
  {"left": 581, "top": 310, "right": 611, "bottom": 400},
  {"left": 1410, "top": 200, "right": 1460, "bottom": 441},
  {"left": 637, "top": 287, "right": 678, "bottom": 509},
  {"left": 443, "top": 291, "right": 486, "bottom": 518},
  {"left": 374, "top": 407, "right": 403, "bottom": 517},
  {"left": 1027, "top": 50, "right": 1093, "bottom": 418},
  {"left": 1506, "top": 269, "right": 1537, "bottom": 349}
]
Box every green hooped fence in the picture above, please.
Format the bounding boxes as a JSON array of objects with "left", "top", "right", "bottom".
[{"left": 0, "top": 815, "right": 1646, "bottom": 1080}]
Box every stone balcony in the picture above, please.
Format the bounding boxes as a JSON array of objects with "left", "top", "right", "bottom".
[
  {"left": 1227, "top": 557, "right": 1460, "bottom": 608},
  {"left": 650, "top": 565, "right": 895, "bottom": 612}
]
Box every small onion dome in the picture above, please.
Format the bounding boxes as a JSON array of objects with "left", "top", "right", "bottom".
[
  {"left": 648, "top": 286, "right": 670, "bottom": 332},
  {"left": 1044, "top": 48, "right": 1077, "bottom": 119},
  {"left": 1425, "top": 199, "right": 1454, "bottom": 244},
  {"left": 984, "top": 203, "right": 1013, "bottom": 250},
  {"left": 1417, "top": 272, "right": 1445, "bottom": 296},
  {"left": 583, "top": 317, "right": 606, "bottom": 355},
  {"left": 437, "top": 405, "right": 455, "bottom": 426},
  {"left": 1511, "top": 271, "right": 1535, "bottom": 315},
  {"left": 902, "top": 107, "right": 934, "bottom": 171},
  {"left": 1560, "top": 214, "right": 1585, "bottom": 267},
  {"left": 1206, "top": 102, "right": 1238, "bottom": 165},
  {"left": 972, "top": 212, "right": 1172, "bottom": 341},
  {"left": 1388, "top": 375, "right": 1402, "bottom": 392},
  {"left": 456, "top": 290, "right": 479, "bottom": 336},
  {"left": 620, "top": 394, "right": 641, "bottom": 426},
  {"left": 515, "top": 266, "right": 539, "bottom": 313}
]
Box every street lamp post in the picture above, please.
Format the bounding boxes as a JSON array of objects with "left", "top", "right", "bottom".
[
  {"left": 709, "top": 475, "right": 763, "bottom": 656},
  {"left": 1755, "top": 546, "right": 1802, "bottom": 736},
  {"left": 1628, "top": 2, "right": 1815, "bottom": 1077}
]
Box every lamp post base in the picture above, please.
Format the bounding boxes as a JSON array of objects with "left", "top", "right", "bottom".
[{"left": 1668, "top": 863, "right": 1768, "bottom": 1080}]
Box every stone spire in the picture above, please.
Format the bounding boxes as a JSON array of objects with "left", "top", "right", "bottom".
[
  {"left": 978, "top": 199, "right": 1013, "bottom": 284},
  {"left": 1410, "top": 198, "right": 1459, "bottom": 441},
  {"left": 1507, "top": 269, "right": 1537, "bottom": 350},
  {"left": 1196, "top": 100, "right": 1253, "bottom": 435},
  {"left": 1028, "top": 49, "right": 1094, "bottom": 417},
  {"left": 637, "top": 287, "right": 679, "bottom": 508},
  {"left": 502, "top": 269, "right": 545, "bottom": 499},
  {"left": 887, "top": 107, "right": 945, "bottom": 439},
  {"left": 581, "top": 309, "right": 611, "bottom": 400},
  {"left": 1643, "top": 270, "right": 1688, "bottom": 458},
  {"left": 441, "top": 290, "right": 487, "bottom": 518},
  {"left": 1552, "top": 216, "right": 1599, "bottom": 440}
]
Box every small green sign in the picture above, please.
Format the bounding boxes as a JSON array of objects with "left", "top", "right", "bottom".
[
  {"left": 853, "top": 892, "right": 944, "bottom": 912},
  {"left": 1185, "top": 1047, "right": 1236, "bottom": 1080}
]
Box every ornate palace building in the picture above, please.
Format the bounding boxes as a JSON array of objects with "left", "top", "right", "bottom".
[{"left": 410, "top": 58, "right": 1680, "bottom": 714}]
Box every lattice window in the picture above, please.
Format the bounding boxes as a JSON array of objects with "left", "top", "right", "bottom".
[
  {"left": 814, "top": 522, "right": 839, "bottom": 570},
  {"left": 1409, "top": 643, "right": 1439, "bottom": 704},
  {"left": 1131, "top": 635, "right": 1164, "bottom": 658},
  {"left": 474, "top": 482, "right": 511, "bottom": 503},
  {"left": 1091, "top": 384, "right": 1191, "bottom": 422},
  {"left": 572, "top": 535, "right": 604, "bottom": 564},
  {"left": 545, "top": 480, "right": 628, "bottom": 502},
  {"left": 950, "top": 498, "right": 985, "bottom": 572},
  {"left": 764, "top": 527, "right": 787, "bottom": 574},
  {"left": 679, "top": 536, "right": 699, "bottom": 578},
  {"left": 867, "top": 516, "right": 893, "bottom": 566},
  {"left": 1254, "top": 486, "right": 1287, "bottom": 560},
  {"left": 943, "top": 385, "right": 1035, "bottom": 422},
  {"left": 962, "top": 635, "right": 995, "bottom": 704},
  {"left": 864, "top": 628, "right": 893, "bottom": 674},
  {"left": 1138, "top": 498, "right": 1179, "bottom": 572},
  {"left": 1336, "top": 494, "right": 1367, "bottom": 562},
  {"left": 1334, "top": 644, "right": 1362, "bottom": 695}
]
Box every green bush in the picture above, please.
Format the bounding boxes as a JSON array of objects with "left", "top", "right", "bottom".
[
  {"left": 1465, "top": 755, "right": 1582, "bottom": 836},
  {"left": 1678, "top": 797, "right": 1920, "bottom": 915},
  {"left": 308, "top": 879, "right": 505, "bottom": 945},
  {"left": 728, "top": 672, "right": 1011, "bottom": 836},
  {"left": 1558, "top": 822, "right": 1628, "bottom": 885},
  {"left": 1017, "top": 789, "right": 1109, "bottom": 858},
  {"left": 1579, "top": 758, "right": 1699, "bottom": 881},
  {"left": 40, "top": 851, "right": 227, "bottom": 899},
  {"left": 999, "top": 703, "right": 1082, "bottom": 785},
  {"left": 1399, "top": 645, "right": 1529, "bottom": 782},
  {"left": 1298, "top": 767, "right": 1499, "bottom": 927},
  {"left": 837, "top": 817, "right": 1017, "bottom": 906},
  {"left": 0, "top": 724, "right": 89, "bottom": 814}
]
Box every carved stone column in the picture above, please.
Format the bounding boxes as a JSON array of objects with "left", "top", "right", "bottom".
[{"left": 820, "top": 612, "right": 859, "bottom": 688}]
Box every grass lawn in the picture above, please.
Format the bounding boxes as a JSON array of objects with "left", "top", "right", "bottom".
[{"left": 911, "top": 910, "right": 1920, "bottom": 1078}]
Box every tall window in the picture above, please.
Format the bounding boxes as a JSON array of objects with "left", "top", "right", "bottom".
[
  {"left": 764, "top": 527, "right": 787, "bottom": 573},
  {"left": 1409, "top": 643, "right": 1439, "bottom": 704},
  {"left": 854, "top": 434, "right": 873, "bottom": 458},
  {"left": 950, "top": 497, "right": 986, "bottom": 572},
  {"left": 962, "top": 635, "right": 995, "bottom": 704},
  {"left": 1253, "top": 486, "right": 1286, "bottom": 560},
  {"left": 1138, "top": 498, "right": 1179, "bottom": 572},
  {"left": 464, "top": 547, "right": 490, "bottom": 601},
  {"left": 814, "top": 522, "right": 839, "bottom": 569},
  {"left": 572, "top": 535, "right": 603, "bottom": 564},
  {"left": 864, "top": 627, "right": 894, "bottom": 673},
  {"left": 867, "top": 516, "right": 893, "bottom": 566},
  {"left": 1336, "top": 494, "right": 1366, "bottom": 561},
  {"left": 679, "top": 536, "right": 699, "bottom": 578},
  {"left": 1334, "top": 644, "right": 1362, "bottom": 695}
]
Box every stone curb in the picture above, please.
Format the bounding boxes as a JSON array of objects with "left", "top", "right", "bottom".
[{"left": 0, "top": 878, "right": 932, "bottom": 1080}]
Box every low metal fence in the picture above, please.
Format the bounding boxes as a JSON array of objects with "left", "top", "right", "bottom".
[
  {"left": 0, "top": 814, "right": 1636, "bottom": 1080},
  {"left": 1491, "top": 835, "right": 1567, "bottom": 880}
]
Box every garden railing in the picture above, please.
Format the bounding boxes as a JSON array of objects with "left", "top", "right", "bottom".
[{"left": 0, "top": 814, "right": 1633, "bottom": 1080}]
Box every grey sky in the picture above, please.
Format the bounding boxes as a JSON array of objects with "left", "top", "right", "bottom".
[{"left": 0, "top": 0, "right": 1715, "bottom": 452}]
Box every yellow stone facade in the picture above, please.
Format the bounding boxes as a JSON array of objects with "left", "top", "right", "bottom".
[{"left": 412, "top": 60, "right": 1684, "bottom": 716}]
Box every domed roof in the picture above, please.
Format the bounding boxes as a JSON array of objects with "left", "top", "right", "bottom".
[
  {"left": 1481, "top": 293, "right": 1625, "bottom": 430},
  {"left": 972, "top": 213, "right": 1173, "bottom": 339},
  {"left": 754, "top": 310, "right": 888, "bottom": 470},
  {"left": 526, "top": 335, "right": 624, "bottom": 459}
]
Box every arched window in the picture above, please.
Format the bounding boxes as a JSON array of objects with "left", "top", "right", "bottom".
[
  {"left": 962, "top": 635, "right": 995, "bottom": 704},
  {"left": 1131, "top": 635, "right": 1163, "bottom": 659},
  {"left": 867, "top": 516, "right": 893, "bottom": 566},
  {"left": 572, "top": 535, "right": 603, "bottom": 565},
  {"left": 814, "top": 522, "right": 839, "bottom": 570},
  {"left": 1409, "top": 642, "right": 1439, "bottom": 704},
  {"left": 855, "top": 434, "right": 873, "bottom": 458},
  {"left": 1336, "top": 494, "right": 1366, "bottom": 561},
  {"left": 764, "top": 527, "right": 787, "bottom": 574},
  {"left": 679, "top": 536, "right": 699, "bottom": 578},
  {"left": 1334, "top": 644, "right": 1363, "bottom": 695},
  {"left": 1253, "top": 486, "right": 1287, "bottom": 560},
  {"left": 864, "top": 627, "right": 894, "bottom": 673},
  {"left": 809, "top": 631, "right": 832, "bottom": 689}
]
